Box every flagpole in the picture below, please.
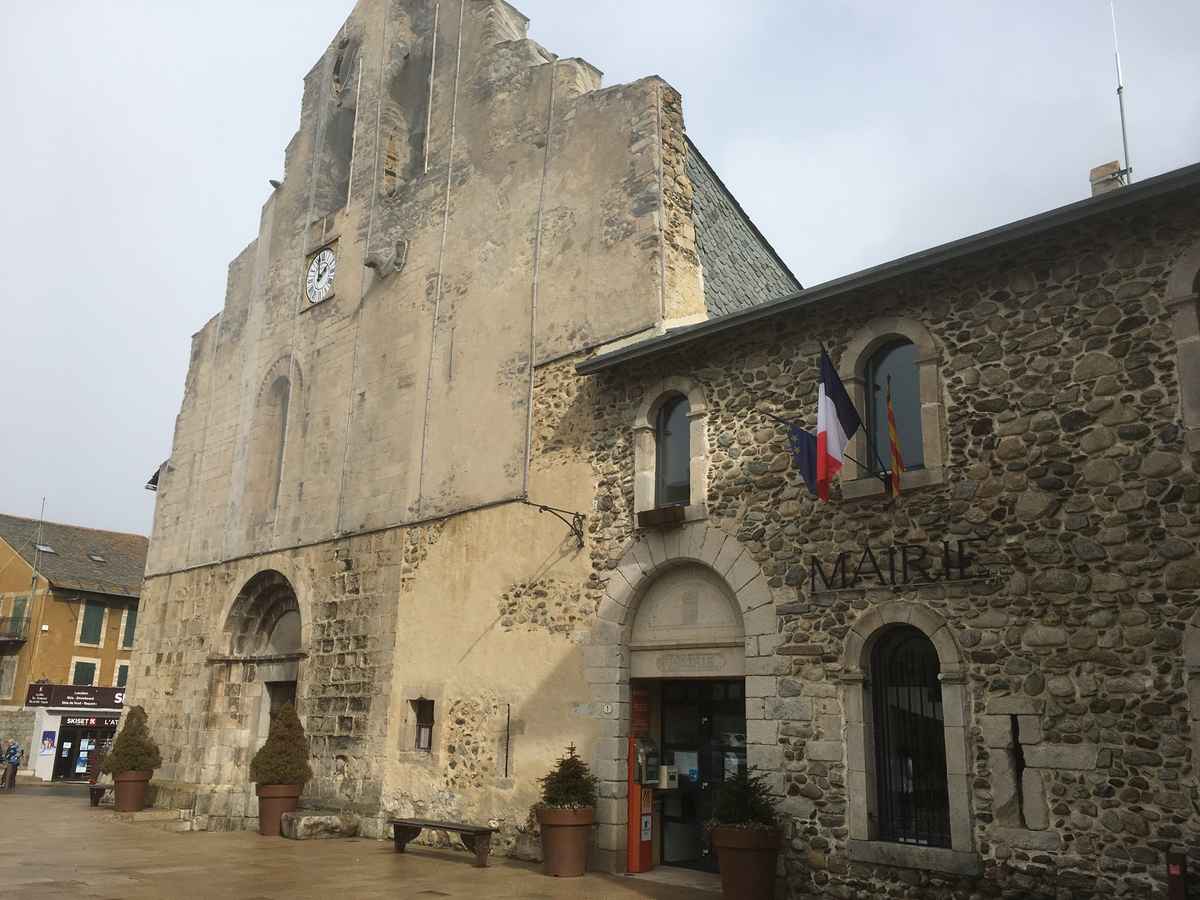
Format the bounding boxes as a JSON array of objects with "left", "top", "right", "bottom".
[{"left": 762, "top": 412, "right": 881, "bottom": 484}]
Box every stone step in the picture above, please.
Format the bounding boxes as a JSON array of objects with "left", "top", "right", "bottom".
[{"left": 111, "top": 808, "right": 190, "bottom": 824}]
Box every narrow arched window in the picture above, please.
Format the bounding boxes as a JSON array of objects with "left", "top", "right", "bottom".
[
  {"left": 871, "top": 626, "right": 950, "bottom": 847},
  {"left": 655, "top": 395, "right": 690, "bottom": 507},
  {"left": 246, "top": 374, "right": 292, "bottom": 526},
  {"left": 866, "top": 340, "right": 924, "bottom": 474},
  {"left": 267, "top": 376, "right": 290, "bottom": 511}
]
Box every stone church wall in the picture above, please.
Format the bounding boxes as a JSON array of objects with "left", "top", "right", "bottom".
[
  {"left": 131, "top": 352, "right": 607, "bottom": 841},
  {"left": 144, "top": 0, "right": 712, "bottom": 576}
]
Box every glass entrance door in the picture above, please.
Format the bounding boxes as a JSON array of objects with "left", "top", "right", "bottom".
[
  {"left": 52, "top": 727, "right": 108, "bottom": 780},
  {"left": 659, "top": 679, "right": 747, "bottom": 871}
]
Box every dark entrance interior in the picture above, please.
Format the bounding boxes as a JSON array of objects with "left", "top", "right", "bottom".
[
  {"left": 266, "top": 680, "right": 297, "bottom": 714},
  {"left": 52, "top": 724, "right": 115, "bottom": 781},
  {"left": 659, "top": 679, "right": 747, "bottom": 871}
]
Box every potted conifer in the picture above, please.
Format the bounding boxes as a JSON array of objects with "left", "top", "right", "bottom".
[
  {"left": 708, "top": 769, "right": 782, "bottom": 900},
  {"left": 101, "top": 705, "right": 162, "bottom": 812},
  {"left": 249, "top": 703, "right": 313, "bottom": 837},
  {"left": 536, "top": 743, "right": 598, "bottom": 877}
]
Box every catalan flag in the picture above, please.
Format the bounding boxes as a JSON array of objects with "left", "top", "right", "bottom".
[{"left": 885, "top": 375, "right": 904, "bottom": 497}]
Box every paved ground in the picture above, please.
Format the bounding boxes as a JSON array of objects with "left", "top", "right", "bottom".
[{"left": 0, "top": 785, "right": 717, "bottom": 899}]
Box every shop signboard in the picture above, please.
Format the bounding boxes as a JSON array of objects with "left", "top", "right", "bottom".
[
  {"left": 24, "top": 684, "right": 125, "bottom": 709},
  {"left": 62, "top": 715, "right": 121, "bottom": 728}
]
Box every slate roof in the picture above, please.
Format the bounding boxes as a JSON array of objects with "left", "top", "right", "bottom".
[
  {"left": 581, "top": 159, "right": 1200, "bottom": 374},
  {"left": 0, "top": 514, "right": 148, "bottom": 599},
  {"left": 687, "top": 138, "right": 801, "bottom": 318}
]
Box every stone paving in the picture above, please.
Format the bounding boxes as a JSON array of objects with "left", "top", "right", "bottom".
[{"left": 0, "top": 785, "right": 715, "bottom": 899}]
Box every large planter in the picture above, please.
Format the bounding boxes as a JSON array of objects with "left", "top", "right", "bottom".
[
  {"left": 710, "top": 825, "right": 781, "bottom": 900},
  {"left": 538, "top": 806, "right": 594, "bottom": 877},
  {"left": 257, "top": 783, "right": 303, "bottom": 837},
  {"left": 113, "top": 770, "right": 152, "bottom": 812}
]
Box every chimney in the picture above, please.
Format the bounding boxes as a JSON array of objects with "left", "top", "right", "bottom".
[{"left": 1089, "top": 160, "right": 1125, "bottom": 197}]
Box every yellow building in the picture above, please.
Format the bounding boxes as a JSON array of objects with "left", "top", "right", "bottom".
[{"left": 0, "top": 514, "right": 147, "bottom": 780}]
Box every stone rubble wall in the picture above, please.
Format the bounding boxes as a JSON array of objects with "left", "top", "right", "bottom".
[{"left": 587, "top": 192, "right": 1200, "bottom": 898}]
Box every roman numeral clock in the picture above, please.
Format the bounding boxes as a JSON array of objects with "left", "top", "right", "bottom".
[{"left": 304, "top": 245, "right": 337, "bottom": 304}]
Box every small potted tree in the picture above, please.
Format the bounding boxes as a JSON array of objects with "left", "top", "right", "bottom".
[
  {"left": 536, "top": 743, "right": 598, "bottom": 877},
  {"left": 708, "top": 769, "right": 782, "bottom": 900},
  {"left": 249, "top": 703, "right": 313, "bottom": 837},
  {"left": 101, "top": 705, "right": 162, "bottom": 812}
]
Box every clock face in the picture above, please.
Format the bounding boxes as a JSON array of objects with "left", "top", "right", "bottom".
[{"left": 305, "top": 247, "right": 336, "bottom": 304}]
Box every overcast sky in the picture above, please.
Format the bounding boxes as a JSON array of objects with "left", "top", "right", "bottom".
[{"left": 2, "top": 1, "right": 1197, "bottom": 536}]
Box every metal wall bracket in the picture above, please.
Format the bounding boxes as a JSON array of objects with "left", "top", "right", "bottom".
[{"left": 520, "top": 499, "right": 585, "bottom": 549}]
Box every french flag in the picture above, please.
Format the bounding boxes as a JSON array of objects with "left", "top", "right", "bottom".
[{"left": 816, "top": 348, "right": 862, "bottom": 501}]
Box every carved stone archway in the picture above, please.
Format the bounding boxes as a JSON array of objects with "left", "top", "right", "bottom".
[
  {"left": 216, "top": 570, "right": 308, "bottom": 774},
  {"left": 585, "top": 523, "right": 777, "bottom": 870}
]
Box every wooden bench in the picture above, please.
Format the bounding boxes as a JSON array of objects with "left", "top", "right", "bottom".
[{"left": 389, "top": 818, "right": 498, "bottom": 868}]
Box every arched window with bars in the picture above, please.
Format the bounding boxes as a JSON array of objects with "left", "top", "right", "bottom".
[{"left": 870, "top": 625, "right": 950, "bottom": 847}]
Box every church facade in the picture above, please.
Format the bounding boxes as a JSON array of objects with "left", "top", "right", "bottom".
[{"left": 132, "top": 0, "right": 1200, "bottom": 896}]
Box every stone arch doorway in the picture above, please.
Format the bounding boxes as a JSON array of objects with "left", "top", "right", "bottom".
[
  {"left": 587, "top": 523, "right": 777, "bottom": 873},
  {"left": 222, "top": 570, "right": 306, "bottom": 756}
]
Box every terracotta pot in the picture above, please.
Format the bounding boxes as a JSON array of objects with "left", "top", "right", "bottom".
[
  {"left": 256, "top": 783, "right": 303, "bottom": 837},
  {"left": 710, "top": 825, "right": 781, "bottom": 900},
  {"left": 113, "top": 770, "right": 152, "bottom": 812},
  {"left": 538, "top": 806, "right": 594, "bottom": 877}
]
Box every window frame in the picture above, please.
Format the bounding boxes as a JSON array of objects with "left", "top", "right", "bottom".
[
  {"left": 864, "top": 339, "right": 925, "bottom": 477},
  {"left": 119, "top": 605, "right": 138, "bottom": 650},
  {"left": 838, "top": 318, "right": 946, "bottom": 500},
  {"left": 653, "top": 394, "right": 692, "bottom": 508},
  {"left": 0, "top": 651, "right": 18, "bottom": 699},
  {"left": 114, "top": 662, "right": 130, "bottom": 689},
  {"left": 1186, "top": 611, "right": 1200, "bottom": 794},
  {"left": 69, "top": 656, "right": 102, "bottom": 687},
  {"left": 633, "top": 377, "right": 709, "bottom": 522},
  {"left": 76, "top": 601, "right": 107, "bottom": 649},
  {"left": 840, "top": 602, "right": 979, "bottom": 876},
  {"left": 413, "top": 698, "right": 435, "bottom": 752},
  {"left": 869, "top": 625, "right": 951, "bottom": 848},
  {"left": 1167, "top": 238, "right": 1200, "bottom": 454},
  {"left": 399, "top": 685, "right": 445, "bottom": 764}
]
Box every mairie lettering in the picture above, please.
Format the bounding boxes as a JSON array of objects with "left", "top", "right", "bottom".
[{"left": 810, "top": 539, "right": 986, "bottom": 593}]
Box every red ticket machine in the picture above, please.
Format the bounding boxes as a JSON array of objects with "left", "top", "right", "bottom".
[{"left": 627, "top": 734, "right": 659, "bottom": 872}]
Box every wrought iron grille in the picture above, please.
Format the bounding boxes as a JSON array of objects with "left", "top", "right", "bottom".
[{"left": 871, "top": 625, "right": 951, "bottom": 847}]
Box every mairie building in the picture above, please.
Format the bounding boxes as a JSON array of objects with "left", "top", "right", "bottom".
[{"left": 132, "top": 1, "right": 1200, "bottom": 896}]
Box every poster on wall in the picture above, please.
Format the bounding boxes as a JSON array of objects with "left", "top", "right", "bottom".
[
  {"left": 75, "top": 752, "right": 89, "bottom": 775},
  {"left": 39, "top": 731, "right": 56, "bottom": 756},
  {"left": 674, "top": 751, "right": 699, "bottom": 785}
]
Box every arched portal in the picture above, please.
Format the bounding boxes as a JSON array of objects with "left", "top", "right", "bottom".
[
  {"left": 587, "top": 524, "right": 776, "bottom": 874},
  {"left": 222, "top": 570, "right": 305, "bottom": 753}
]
